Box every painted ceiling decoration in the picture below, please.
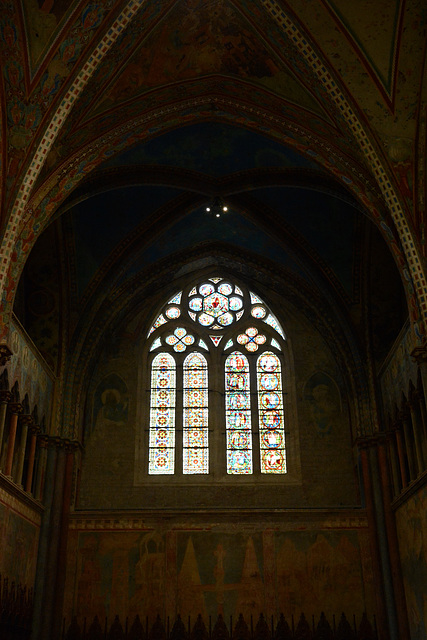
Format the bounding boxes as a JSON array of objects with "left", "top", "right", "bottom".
[{"left": 0, "top": 0, "right": 426, "bottom": 351}]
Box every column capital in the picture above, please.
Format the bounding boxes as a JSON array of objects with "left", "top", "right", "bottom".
[
  {"left": 29, "top": 424, "right": 41, "bottom": 436},
  {"left": 355, "top": 433, "right": 387, "bottom": 449},
  {"left": 411, "top": 345, "right": 427, "bottom": 364},
  {"left": 0, "top": 390, "right": 11, "bottom": 403},
  {"left": 19, "top": 414, "right": 34, "bottom": 427},
  {"left": 9, "top": 402, "right": 23, "bottom": 415},
  {"left": 0, "top": 344, "right": 12, "bottom": 367}
]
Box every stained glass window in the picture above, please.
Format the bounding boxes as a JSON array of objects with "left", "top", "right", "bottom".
[
  {"left": 149, "top": 353, "right": 176, "bottom": 474},
  {"left": 257, "top": 352, "right": 286, "bottom": 474},
  {"left": 225, "top": 352, "right": 252, "bottom": 474},
  {"left": 147, "top": 278, "right": 288, "bottom": 477},
  {"left": 183, "top": 353, "right": 209, "bottom": 474}
]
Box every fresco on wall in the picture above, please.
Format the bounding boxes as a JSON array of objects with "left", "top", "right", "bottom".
[
  {"left": 63, "top": 525, "right": 374, "bottom": 626},
  {"left": 89, "top": 373, "right": 129, "bottom": 440},
  {"left": 395, "top": 486, "right": 427, "bottom": 640},
  {"left": 0, "top": 501, "right": 39, "bottom": 588},
  {"left": 304, "top": 372, "right": 342, "bottom": 437},
  {"left": 380, "top": 322, "right": 417, "bottom": 418},
  {"left": 6, "top": 319, "right": 54, "bottom": 426}
]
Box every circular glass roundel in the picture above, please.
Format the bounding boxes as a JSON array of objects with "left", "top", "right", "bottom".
[
  {"left": 227, "top": 373, "right": 247, "bottom": 389},
  {"left": 229, "top": 297, "right": 243, "bottom": 310},
  {"left": 259, "top": 353, "right": 279, "bottom": 372},
  {"left": 226, "top": 353, "right": 247, "bottom": 371},
  {"left": 166, "top": 306, "right": 180, "bottom": 319},
  {"left": 255, "top": 334, "right": 266, "bottom": 345},
  {"left": 218, "top": 312, "right": 233, "bottom": 326},
  {"left": 260, "top": 392, "right": 280, "bottom": 409},
  {"left": 262, "top": 411, "right": 281, "bottom": 428},
  {"left": 199, "top": 283, "right": 215, "bottom": 296},
  {"left": 199, "top": 313, "right": 214, "bottom": 326},
  {"left": 262, "top": 430, "right": 283, "bottom": 448},
  {"left": 260, "top": 373, "right": 279, "bottom": 390},
  {"left": 175, "top": 327, "right": 186, "bottom": 338},
  {"left": 246, "top": 342, "right": 258, "bottom": 352},
  {"left": 183, "top": 334, "right": 195, "bottom": 345},
  {"left": 247, "top": 327, "right": 258, "bottom": 337},
  {"left": 227, "top": 412, "right": 248, "bottom": 428},
  {"left": 237, "top": 334, "right": 248, "bottom": 345},
  {"left": 174, "top": 342, "right": 186, "bottom": 353},
  {"left": 165, "top": 335, "right": 178, "bottom": 345},
  {"left": 218, "top": 283, "right": 233, "bottom": 295},
  {"left": 189, "top": 298, "right": 203, "bottom": 311},
  {"left": 229, "top": 431, "right": 250, "bottom": 448},
  {"left": 228, "top": 393, "right": 249, "bottom": 410},
  {"left": 251, "top": 306, "right": 266, "bottom": 319}
]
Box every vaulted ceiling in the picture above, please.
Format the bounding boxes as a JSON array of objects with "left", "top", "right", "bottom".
[{"left": 2, "top": 0, "right": 425, "bottom": 384}]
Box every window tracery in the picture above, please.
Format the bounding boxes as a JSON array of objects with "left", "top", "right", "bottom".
[{"left": 147, "top": 277, "right": 287, "bottom": 476}]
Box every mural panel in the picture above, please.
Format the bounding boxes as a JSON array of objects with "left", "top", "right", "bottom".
[
  {"left": 0, "top": 492, "right": 40, "bottom": 589},
  {"left": 63, "top": 519, "right": 375, "bottom": 627},
  {"left": 395, "top": 485, "right": 427, "bottom": 640}
]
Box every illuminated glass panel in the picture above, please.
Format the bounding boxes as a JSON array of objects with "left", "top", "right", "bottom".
[
  {"left": 224, "top": 339, "right": 233, "bottom": 350},
  {"left": 218, "top": 283, "right": 233, "bottom": 295},
  {"left": 264, "top": 314, "right": 286, "bottom": 339},
  {"left": 199, "top": 339, "right": 209, "bottom": 351},
  {"left": 235, "top": 285, "right": 243, "bottom": 295},
  {"left": 251, "top": 306, "right": 266, "bottom": 319},
  {"left": 149, "top": 353, "right": 176, "bottom": 474},
  {"left": 229, "top": 297, "right": 243, "bottom": 310},
  {"left": 200, "top": 283, "right": 215, "bottom": 296},
  {"left": 150, "top": 337, "right": 162, "bottom": 351},
  {"left": 148, "top": 314, "right": 167, "bottom": 336},
  {"left": 257, "top": 352, "right": 286, "bottom": 474},
  {"left": 271, "top": 338, "right": 281, "bottom": 351},
  {"left": 183, "top": 352, "right": 209, "bottom": 474},
  {"left": 209, "top": 335, "right": 222, "bottom": 346},
  {"left": 168, "top": 292, "right": 182, "bottom": 304},
  {"left": 209, "top": 277, "right": 222, "bottom": 283},
  {"left": 250, "top": 292, "right": 263, "bottom": 304},
  {"left": 225, "top": 352, "right": 252, "bottom": 474},
  {"left": 166, "top": 306, "right": 180, "bottom": 319}
]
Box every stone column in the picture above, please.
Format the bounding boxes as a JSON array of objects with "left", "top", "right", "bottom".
[
  {"left": 400, "top": 410, "right": 417, "bottom": 481},
  {"left": 408, "top": 399, "right": 425, "bottom": 475},
  {"left": 4, "top": 402, "right": 23, "bottom": 477},
  {"left": 394, "top": 425, "right": 408, "bottom": 488},
  {"left": 32, "top": 440, "right": 58, "bottom": 640},
  {"left": 377, "top": 438, "right": 410, "bottom": 639},
  {"left": 39, "top": 441, "right": 67, "bottom": 640},
  {"left": 52, "top": 443, "right": 77, "bottom": 639},
  {"left": 0, "top": 391, "right": 10, "bottom": 467},
  {"left": 358, "top": 441, "right": 388, "bottom": 639},
  {"left": 386, "top": 429, "right": 401, "bottom": 497},
  {"left": 34, "top": 436, "right": 48, "bottom": 501},
  {"left": 15, "top": 414, "right": 33, "bottom": 486},
  {"left": 25, "top": 425, "right": 40, "bottom": 493}
]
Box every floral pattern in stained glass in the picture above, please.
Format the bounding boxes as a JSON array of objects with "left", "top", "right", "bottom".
[{"left": 149, "top": 353, "right": 176, "bottom": 474}]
